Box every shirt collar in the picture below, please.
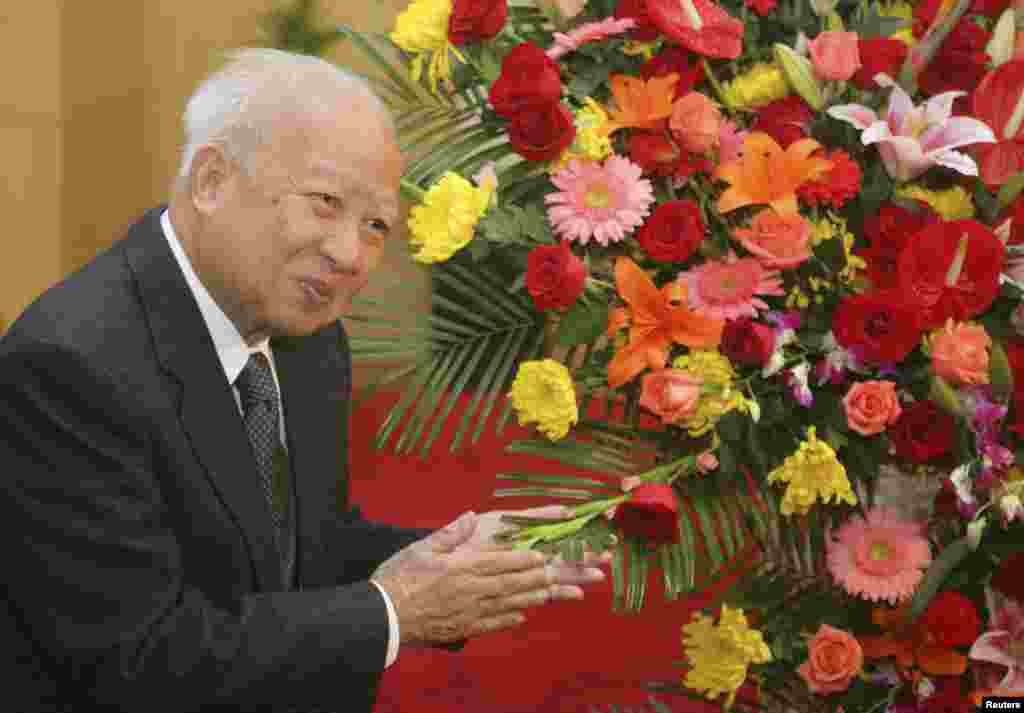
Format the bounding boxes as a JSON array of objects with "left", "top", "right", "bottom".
[{"left": 160, "top": 209, "right": 273, "bottom": 385}]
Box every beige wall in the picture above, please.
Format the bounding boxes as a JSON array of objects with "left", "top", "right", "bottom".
[{"left": 1, "top": 0, "right": 428, "bottom": 366}]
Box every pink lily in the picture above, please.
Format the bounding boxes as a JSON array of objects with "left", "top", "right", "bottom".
[
  {"left": 968, "top": 589, "right": 1024, "bottom": 691},
  {"left": 827, "top": 74, "right": 996, "bottom": 182}
]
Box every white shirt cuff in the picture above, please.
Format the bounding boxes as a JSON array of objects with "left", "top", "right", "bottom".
[{"left": 370, "top": 580, "right": 400, "bottom": 668}]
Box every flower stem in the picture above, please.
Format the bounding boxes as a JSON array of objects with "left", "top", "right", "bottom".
[{"left": 702, "top": 59, "right": 732, "bottom": 110}]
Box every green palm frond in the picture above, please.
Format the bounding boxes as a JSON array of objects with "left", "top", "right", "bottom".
[{"left": 260, "top": 0, "right": 343, "bottom": 57}]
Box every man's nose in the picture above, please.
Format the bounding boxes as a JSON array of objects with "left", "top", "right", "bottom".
[{"left": 323, "top": 221, "right": 362, "bottom": 274}]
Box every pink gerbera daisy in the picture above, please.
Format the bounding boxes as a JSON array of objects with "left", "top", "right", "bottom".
[
  {"left": 546, "top": 18, "right": 637, "bottom": 60},
  {"left": 675, "top": 251, "right": 783, "bottom": 320},
  {"left": 826, "top": 506, "right": 932, "bottom": 605},
  {"left": 546, "top": 156, "right": 655, "bottom": 246}
]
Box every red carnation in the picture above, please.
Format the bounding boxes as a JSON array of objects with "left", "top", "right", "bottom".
[
  {"left": 897, "top": 218, "right": 1004, "bottom": 331},
  {"left": 797, "top": 149, "right": 862, "bottom": 209},
  {"left": 526, "top": 241, "right": 587, "bottom": 311},
  {"left": 636, "top": 200, "right": 705, "bottom": 262},
  {"left": 639, "top": 46, "right": 705, "bottom": 99},
  {"left": 833, "top": 290, "right": 923, "bottom": 365},
  {"left": 990, "top": 551, "right": 1024, "bottom": 601},
  {"left": 448, "top": 0, "right": 508, "bottom": 45},
  {"left": 751, "top": 96, "right": 814, "bottom": 149},
  {"left": 888, "top": 400, "right": 957, "bottom": 463},
  {"left": 721, "top": 318, "right": 776, "bottom": 367},
  {"left": 489, "top": 43, "right": 563, "bottom": 118},
  {"left": 612, "top": 483, "right": 679, "bottom": 544},
  {"left": 920, "top": 591, "right": 981, "bottom": 647},
  {"left": 745, "top": 0, "right": 777, "bottom": 15},
  {"left": 645, "top": 0, "right": 744, "bottom": 60},
  {"left": 852, "top": 37, "right": 908, "bottom": 91},
  {"left": 918, "top": 19, "right": 991, "bottom": 100},
  {"left": 614, "top": 0, "right": 661, "bottom": 41},
  {"left": 507, "top": 102, "right": 576, "bottom": 161},
  {"left": 858, "top": 204, "right": 939, "bottom": 290}
]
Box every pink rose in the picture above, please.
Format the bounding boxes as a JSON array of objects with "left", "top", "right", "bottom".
[
  {"left": 808, "top": 31, "right": 861, "bottom": 81},
  {"left": 639, "top": 369, "right": 702, "bottom": 425},
  {"left": 930, "top": 320, "right": 991, "bottom": 386},
  {"left": 798, "top": 625, "right": 863, "bottom": 695},
  {"left": 733, "top": 209, "right": 813, "bottom": 270},
  {"left": 842, "top": 380, "right": 902, "bottom": 436},
  {"left": 669, "top": 92, "right": 722, "bottom": 155}
]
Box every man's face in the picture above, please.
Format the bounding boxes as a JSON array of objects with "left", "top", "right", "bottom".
[{"left": 191, "top": 95, "right": 403, "bottom": 343}]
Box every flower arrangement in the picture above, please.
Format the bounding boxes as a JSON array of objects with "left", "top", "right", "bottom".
[{"left": 340, "top": 0, "right": 1024, "bottom": 708}]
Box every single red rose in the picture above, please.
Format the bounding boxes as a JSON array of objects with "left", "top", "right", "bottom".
[
  {"left": 612, "top": 482, "right": 679, "bottom": 544},
  {"left": 972, "top": 60, "right": 1024, "bottom": 189},
  {"left": 745, "top": 0, "right": 777, "bottom": 16},
  {"left": 852, "top": 37, "right": 908, "bottom": 91},
  {"left": 897, "top": 219, "right": 1004, "bottom": 331},
  {"left": 614, "top": 0, "right": 661, "bottom": 41},
  {"left": 858, "top": 203, "right": 939, "bottom": 290},
  {"left": 645, "top": 0, "right": 744, "bottom": 60},
  {"left": 918, "top": 19, "right": 991, "bottom": 100},
  {"left": 990, "top": 550, "right": 1024, "bottom": 601},
  {"left": 489, "top": 43, "right": 563, "bottom": 118},
  {"left": 639, "top": 46, "right": 705, "bottom": 99},
  {"left": 797, "top": 149, "right": 862, "bottom": 209},
  {"left": 507, "top": 102, "right": 576, "bottom": 161},
  {"left": 888, "top": 400, "right": 957, "bottom": 463},
  {"left": 832, "top": 289, "right": 923, "bottom": 365},
  {"left": 751, "top": 96, "right": 814, "bottom": 149},
  {"left": 635, "top": 199, "right": 705, "bottom": 262},
  {"left": 721, "top": 318, "right": 776, "bottom": 367},
  {"left": 921, "top": 591, "right": 981, "bottom": 647},
  {"left": 525, "top": 241, "right": 587, "bottom": 311},
  {"left": 449, "top": 0, "right": 508, "bottom": 45}
]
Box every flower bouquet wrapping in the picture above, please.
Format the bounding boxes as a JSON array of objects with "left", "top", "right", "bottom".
[{"left": 339, "top": 0, "right": 1024, "bottom": 709}]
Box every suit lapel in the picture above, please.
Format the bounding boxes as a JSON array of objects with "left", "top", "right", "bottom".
[{"left": 123, "top": 207, "right": 284, "bottom": 592}]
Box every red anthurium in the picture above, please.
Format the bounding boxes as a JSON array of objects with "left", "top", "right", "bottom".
[
  {"left": 973, "top": 60, "right": 1024, "bottom": 188},
  {"left": 645, "top": 0, "right": 744, "bottom": 60}
]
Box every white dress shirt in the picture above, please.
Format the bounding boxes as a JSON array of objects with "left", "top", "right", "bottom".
[{"left": 160, "top": 210, "right": 400, "bottom": 668}]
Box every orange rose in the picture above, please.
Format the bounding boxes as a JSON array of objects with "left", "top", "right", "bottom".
[
  {"left": 669, "top": 91, "right": 721, "bottom": 155},
  {"left": 798, "top": 624, "right": 863, "bottom": 695},
  {"left": 639, "top": 369, "right": 702, "bottom": 425},
  {"left": 929, "top": 320, "right": 991, "bottom": 386},
  {"left": 733, "top": 209, "right": 813, "bottom": 270},
  {"left": 842, "top": 380, "right": 902, "bottom": 436}
]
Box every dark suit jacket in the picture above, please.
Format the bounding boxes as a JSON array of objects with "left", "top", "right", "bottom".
[{"left": 0, "top": 206, "right": 428, "bottom": 712}]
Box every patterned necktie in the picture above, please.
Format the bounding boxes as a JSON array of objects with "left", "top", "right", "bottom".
[{"left": 236, "top": 352, "right": 290, "bottom": 531}]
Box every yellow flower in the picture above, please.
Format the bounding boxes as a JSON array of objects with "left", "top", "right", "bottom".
[
  {"left": 878, "top": 0, "right": 916, "bottom": 46},
  {"left": 722, "top": 63, "right": 790, "bottom": 109},
  {"left": 672, "top": 350, "right": 752, "bottom": 436},
  {"left": 407, "top": 170, "right": 496, "bottom": 263},
  {"left": 811, "top": 213, "right": 865, "bottom": 283},
  {"left": 895, "top": 184, "right": 975, "bottom": 220},
  {"left": 767, "top": 426, "right": 857, "bottom": 516},
  {"left": 553, "top": 98, "right": 614, "bottom": 170},
  {"left": 682, "top": 604, "right": 772, "bottom": 709},
  {"left": 509, "top": 359, "right": 578, "bottom": 441},
  {"left": 390, "top": 0, "right": 464, "bottom": 93}
]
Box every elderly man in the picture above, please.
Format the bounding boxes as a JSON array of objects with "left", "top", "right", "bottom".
[{"left": 0, "top": 49, "right": 605, "bottom": 713}]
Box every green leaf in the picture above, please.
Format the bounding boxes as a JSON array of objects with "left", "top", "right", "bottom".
[
  {"left": 556, "top": 295, "right": 610, "bottom": 347},
  {"left": 990, "top": 339, "right": 1015, "bottom": 402},
  {"left": 908, "top": 537, "right": 972, "bottom": 622},
  {"left": 998, "top": 171, "right": 1024, "bottom": 210}
]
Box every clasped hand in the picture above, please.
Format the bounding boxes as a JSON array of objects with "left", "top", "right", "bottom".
[{"left": 371, "top": 506, "right": 609, "bottom": 646}]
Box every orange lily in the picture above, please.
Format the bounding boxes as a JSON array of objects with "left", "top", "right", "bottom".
[
  {"left": 858, "top": 603, "right": 970, "bottom": 678},
  {"left": 604, "top": 73, "right": 679, "bottom": 134},
  {"left": 714, "top": 132, "right": 832, "bottom": 216},
  {"left": 606, "top": 257, "right": 724, "bottom": 388}
]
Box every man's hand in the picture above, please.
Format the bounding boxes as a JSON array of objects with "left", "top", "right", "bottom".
[{"left": 371, "top": 511, "right": 583, "bottom": 646}]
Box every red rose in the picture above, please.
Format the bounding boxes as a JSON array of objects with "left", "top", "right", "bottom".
[
  {"left": 990, "top": 551, "right": 1024, "bottom": 601},
  {"left": 796, "top": 149, "right": 862, "bottom": 209},
  {"left": 614, "top": 0, "right": 661, "bottom": 41},
  {"left": 635, "top": 199, "right": 704, "bottom": 262},
  {"left": 645, "top": 0, "right": 744, "bottom": 60},
  {"left": 888, "top": 400, "right": 956, "bottom": 463},
  {"left": 507, "top": 102, "right": 576, "bottom": 161},
  {"left": 918, "top": 19, "right": 991, "bottom": 100},
  {"left": 833, "top": 290, "right": 923, "bottom": 365},
  {"left": 751, "top": 96, "right": 814, "bottom": 149},
  {"left": 721, "top": 318, "right": 776, "bottom": 367},
  {"left": 489, "top": 43, "right": 563, "bottom": 118},
  {"left": 851, "top": 37, "right": 908, "bottom": 91},
  {"left": 858, "top": 204, "right": 939, "bottom": 290},
  {"left": 612, "top": 483, "right": 679, "bottom": 544},
  {"left": 525, "top": 241, "right": 587, "bottom": 311},
  {"left": 639, "top": 46, "right": 705, "bottom": 99},
  {"left": 897, "top": 219, "right": 1004, "bottom": 331},
  {"left": 448, "top": 0, "right": 508, "bottom": 44},
  {"left": 921, "top": 591, "right": 981, "bottom": 647}
]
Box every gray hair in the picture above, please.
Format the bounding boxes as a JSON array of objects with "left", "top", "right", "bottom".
[{"left": 177, "top": 48, "right": 392, "bottom": 181}]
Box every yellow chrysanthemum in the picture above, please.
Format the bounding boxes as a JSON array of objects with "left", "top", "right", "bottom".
[
  {"left": 553, "top": 98, "right": 614, "bottom": 170},
  {"left": 509, "top": 359, "right": 578, "bottom": 441},
  {"left": 390, "top": 0, "right": 464, "bottom": 93},
  {"left": 877, "top": 0, "right": 916, "bottom": 46},
  {"left": 407, "top": 171, "right": 496, "bottom": 263},
  {"left": 895, "top": 184, "right": 975, "bottom": 220},
  {"left": 682, "top": 605, "right": 772, "bottom": 709},
  {"left": 786, "top": 285, "right": 811, "bottom": 310},
  {"left": 811, "top": 213, "right": 865, "bottom": 283},
  {"left": 672, "top": 350, "right": 752, "bottom": 436},
  {"left": 767, "top": 426, "right": 858, "bottom": 516},
  {"left": 722, "top": 63, "right": 790, "bottom": 110}
]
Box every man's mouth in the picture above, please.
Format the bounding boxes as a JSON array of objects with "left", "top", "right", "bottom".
[{"left": 299, "top": 278, "right": 333, "bottom": 305}]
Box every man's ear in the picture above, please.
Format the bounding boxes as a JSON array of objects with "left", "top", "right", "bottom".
[{"left": 190, "top": 144, "right": 235, "bottom": 216}]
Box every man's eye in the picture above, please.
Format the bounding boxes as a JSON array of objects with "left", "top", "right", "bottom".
[
  {"left": 368, "top": 219, "right": 391, "bottom": 236},
  {"left": 311, "top": 193, "right": 338, "bottom": 210}
]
